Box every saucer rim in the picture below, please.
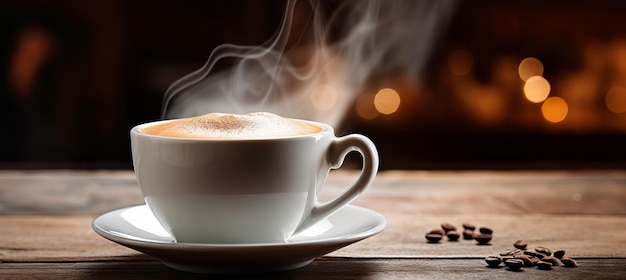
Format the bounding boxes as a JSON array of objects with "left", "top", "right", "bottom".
[{"left": 92, "top": 204, "right": 387, "bottom": 249}]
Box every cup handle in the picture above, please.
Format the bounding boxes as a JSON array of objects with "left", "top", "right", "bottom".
[{"left": 293, "top": 134, "right": 379, "bottom": 234}]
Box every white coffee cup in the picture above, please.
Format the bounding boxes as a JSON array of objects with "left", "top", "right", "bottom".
[{"left": 130, "top": 116, "right": 378, "bottom": 244}]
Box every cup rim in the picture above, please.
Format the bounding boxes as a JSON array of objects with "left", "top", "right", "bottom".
[{"left": 131, "top": 117, "right": 333, "bottom": 142}]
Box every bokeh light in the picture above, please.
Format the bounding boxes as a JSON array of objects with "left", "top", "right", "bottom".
[
  {"left": 374, "top": 88, "right": 401, "bottom": 115},
  {"left": 310, "top": 84, "right": 338, "bottom": 111},
  {"left": 355, "top": 93, "right": 379, "bottom": 120},
  {"left": 10, "top": 27, "right": 54, "bottom": 96},
  {"left": 448, "top": 49, "right": 473, "bottom": 76},
  {"left": 542, "top": 96, "right": 568, "bottom": 123},
  {"left": 518, "top": 57, "right": 544, "bottom": 81},
  {"left": 524, "top": 76, "right": 551, "bottom": 103},
  {"left": 605, "top": 86, "right": 626, "bottom": 113}
]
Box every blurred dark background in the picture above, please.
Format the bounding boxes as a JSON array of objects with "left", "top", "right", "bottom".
[{"left": 1, "top": 0, "right": 625, "bottom": 170}]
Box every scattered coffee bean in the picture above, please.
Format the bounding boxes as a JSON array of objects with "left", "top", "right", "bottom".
[
  {"left": 474, "top": 233, "right": 492, "bottom": 245},
  {"left": 504, "top": 258, "right": 524, "bottom": 271},
  {"left": 529, "top": 256, "right": 541, "bottom": 265},
  {"left": 513, "top": 240, "right": 528, "bottom": 250},
  {"left": 462, "top": 223, "right": 476, "bottom": 231},
  {"left": 523, "top": 250, "right": 538, "bottom": 257},
  {"left": 441, "top": 223, "right": 456, "bottom": 233},
  {"left": 426, "top": 222, "right": 493, "bottom": 243},
  {"left": 536, "top": 261, "right": 553, "bottom": 270},
  {"left": 561, "top": 257, "right": 578, "bottom": 268},
  {"left": 553, "top": 249, "right": 566, "bottom": 259},
  {"left": 535, "top": 246, "right": 552, "bottom": 256},
  {"left": 484, "top": 256, "right": 502, "bottom": 268},
  {"left": 429, "top": 228, "right": 446, "bottom": 235},
  {"left": 484, "top": 242, "right": 579, "bottom": 273},
  {"left": 446, "top": 230, "right": 460, "bottom": 241},
  {"left": 478, "top": 227, "right": 493, "bottom": 234},
  {"left": 514, "top": 254, "right": 534, "bottom": 267},
  {"left": 479, "top": 227, "right": 493, "bottom": 234},
  {"left": 542, "top": 256, "right": 560, "bottom": 266},
  {"left": 428, "top": 222, "right": 491, "bottom": 243},
  {"left": 462, "top": 229, "right": 475, "bottom": 240},
  {"left": 500, "top": 248, "right": 523, "bottom": 256},
  {"left": 425, "top": 233, "right": 443, "bottom": 243}
]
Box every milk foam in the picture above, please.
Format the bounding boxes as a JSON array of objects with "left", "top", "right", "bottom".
[{"left": 141, "top": 112, "right": 322, "bottom": 139}]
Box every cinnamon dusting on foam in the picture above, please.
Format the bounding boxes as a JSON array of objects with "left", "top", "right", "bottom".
[{"left": 141, "top": 112, "right": 322, "bottom": 139}]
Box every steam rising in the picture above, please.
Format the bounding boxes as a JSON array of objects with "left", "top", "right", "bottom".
[{"left": 161, "top": 0, "right": 456, "bottom": 127}]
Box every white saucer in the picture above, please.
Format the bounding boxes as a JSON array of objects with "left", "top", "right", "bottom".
[{"left": 92, "top": 204, "right": 386, "bottom": 274}]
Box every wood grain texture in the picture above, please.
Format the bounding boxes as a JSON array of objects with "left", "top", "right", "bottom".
[
  {"left": 2, "top": 214, "right": 625, "bottom": 262},
  {"left": 1, "top": 259, "right": 625, "bottom": 280},
  {"left": 0, "top": 170, "right": 142, "bottom": 215},
  {"left": 1, "top": 170, "right": 625, "bottom": 278}
]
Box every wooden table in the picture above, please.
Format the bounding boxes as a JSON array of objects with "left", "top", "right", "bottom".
[{"left": 1, "top": 170, "right": 626, "bottom": 279}]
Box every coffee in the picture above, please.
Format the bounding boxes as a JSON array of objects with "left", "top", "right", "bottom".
[
  {"left": 441, "top": 223, "right": 456, "bottom": 233},
  {"left": 513, "top": 240, "right": 528, "bottom": 250},
  {"left": 462, "top": 223, "right": 476, "bottom": 231},
  {"left": 483, "top": 242, "right": 579, "bottom": 272},
  {"left": 536, "top": 261, "right": 553, "bottom": 270},
  {"left": 484, "top": 256, "right": 502, "bottom": 267},
  {"left": 478, "top": 227, "right": 493, "bottom": 234},
  {"left": 141, "top": 112, "right": 323, "bottom": 139},
  {"left": 462, "top": 229, "right": 475, "bottom": 240},
  {"left": 423, "top": 222, "right": 492, "bottom": 243},
  {"left": 474, "top": 233, "right": 492, "bottom": 244},
  {"left": 131, "top": 114, "right": 379, "bottom": 244},
  {"left": 553, "top": 249, "right": 566, "bottom": 259},
  {"left": 446, "top": 230, "right": 460, "bottom": 241},
  {"left": 535, "top": 246, "right": 553, "bottom": 256},
  {"left": 560, "top": 257, "right": 577, "bottom": 267},
  {"left": 542, "top": 256, "right": 560, "bottom": 266},
  {"left": 425, "top": 233, "right": 443, "bottom": 243},
  {"left": 504, "top": 258, "right": 524, "bottom": 271}
]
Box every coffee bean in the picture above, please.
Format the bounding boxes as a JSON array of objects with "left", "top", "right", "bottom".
[
  {"left": 513, "top": 240, "right": 528, "bottom": 250},
  {"left": 462, "top": 229, "right": 475, "bottom": 240},
  {"left": 462, "top": 223, "right": 476, "bottom": 231},
  {"left": 484, "top": 256, "right": 501, "bottom": 268},
  {"left": 425, "top": 233, "right": 443, "bottom": 243},
  {"left": 504, "top": 258, "right": 524, "bottom": 271},
  {"left": 474, "top": 233, "right": 492, "bottom": 245},
  {"left": 429, "top": 228, "right": 446, "bottom": 235},
  {"left": 479, "top": 227, "right": 493, "bottom": 234},
  {"left": 535, "top": 252, "right": 547, "bottom": 260},
  {"left": 536, "top": 261, "right": 553, "bottom": 270},
  {"left": 553, "top": 249, "right": 566, "bottom": 259},
  {"left": 529, "top": 256, "right": 541, "bottom": 265},
  {"left": 535, "top": 246, "right": 552, "bottom": 256},
  {"left": 441, "top": 223, "right": 456, "bottom": 233},
  {"left": 542, "top": 256, "right": 560, "bottom": 266},
  {"left": 561, "top": 257, "right": 578, "bottom": 268},
  {"left": 514, "top": 254, "right": 534, "bottom": 267},
  {"left": 500, "top": 248, "right": 523, "bottom": 256},
  {"left": 523, "top": 250, "right": 538, "bottom": 257},
  {"left": 446, "top": 230, "right": 460, "bottom": 241}
]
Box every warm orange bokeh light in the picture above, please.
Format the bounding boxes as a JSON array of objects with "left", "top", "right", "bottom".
[
  {"left": 374, "top": 88, "right": 401, "bottom": 115},
  {"left": 518, "top": 57, "right": 544, "bottom": 81},
  {"left": 606, "top": 86, "right": 626, "bottom": 113},
  {"left": 9, "top": 26, "right": 53, "bottom": 97},
  {"left": 524, "top": 76, "right": 551, "bottom": 103},
  {"left": 542, "top": 96, "right": 568, "bottom": 123}
]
